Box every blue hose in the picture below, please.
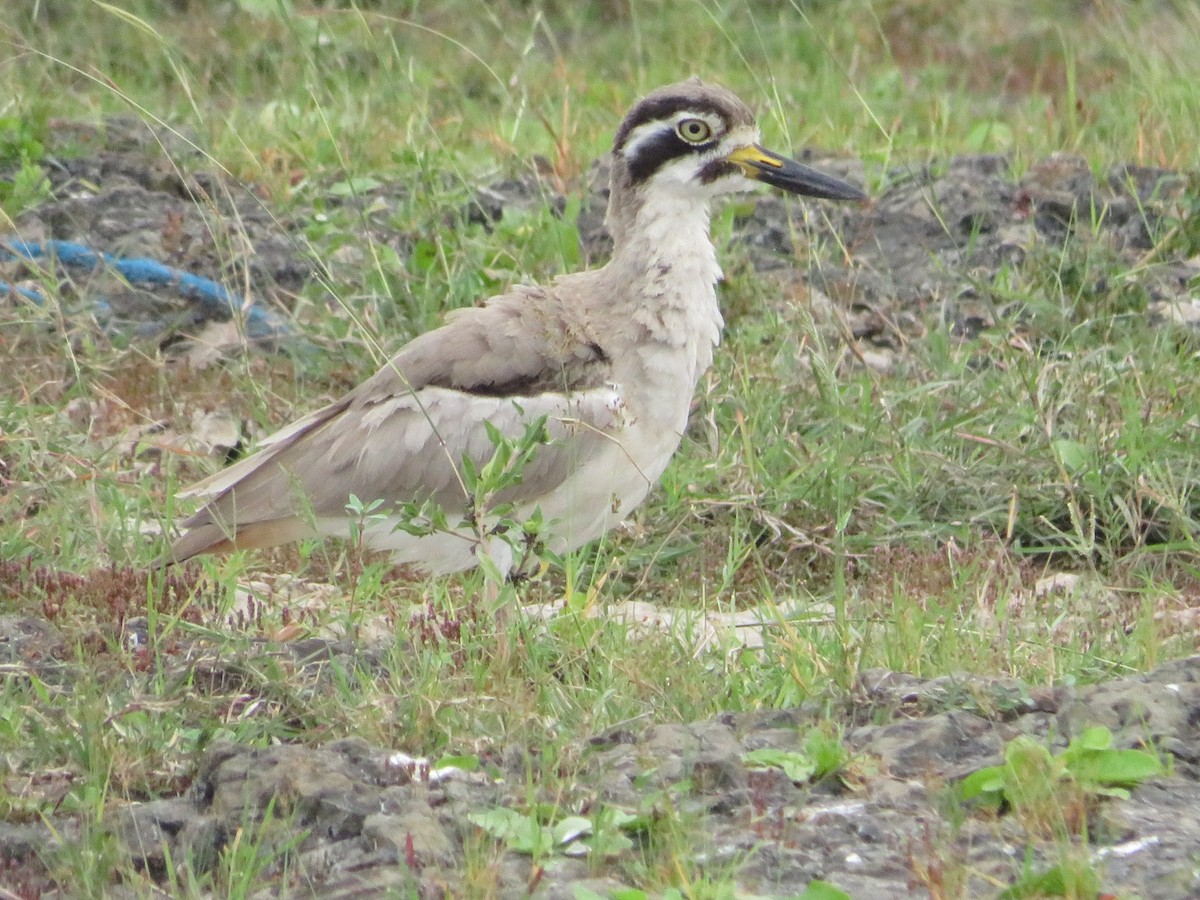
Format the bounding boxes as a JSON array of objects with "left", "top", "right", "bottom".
[{"left": 0, "top": 238, "right": 293, "bottom": 343}]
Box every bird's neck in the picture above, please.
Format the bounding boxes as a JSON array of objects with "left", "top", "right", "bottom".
[
  {"left": 604, "top": 187, "right": 726, "bottom": 391},
  {"left": 607, "top": 187, "right": 723, "bottom": 288}
]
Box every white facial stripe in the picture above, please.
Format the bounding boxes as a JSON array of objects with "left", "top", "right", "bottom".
[{"left": 722, "top": 123, "right": 761, "bottom": 151}]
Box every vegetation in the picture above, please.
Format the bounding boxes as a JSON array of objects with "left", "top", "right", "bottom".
[{"left": 1, "top": 0, "right": 1198, "bottom": 896}]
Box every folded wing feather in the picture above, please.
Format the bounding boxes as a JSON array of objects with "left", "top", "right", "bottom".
[{"left": 170, "top": 280, "right": 617, "bottom": 562}]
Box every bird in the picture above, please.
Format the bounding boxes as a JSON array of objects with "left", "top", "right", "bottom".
[{"left": 167, "top": 79, "right": 865, "bottom": 578}]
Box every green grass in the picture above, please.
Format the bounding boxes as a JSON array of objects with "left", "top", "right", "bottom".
[{"left": 2, "top": 0, "right": 1200, "bottom": 896}]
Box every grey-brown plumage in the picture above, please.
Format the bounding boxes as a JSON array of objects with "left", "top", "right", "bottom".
[{"left": 169, "top": 79, "right": 865, "bottom": 574}]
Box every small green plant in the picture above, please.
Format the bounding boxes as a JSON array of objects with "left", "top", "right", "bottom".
[
  {"left": 0, "top": 114, "right": 45, "bottom": 165},
  {"left": 344, "top": 492, "right": 391, "bottom": 624},
  {"left": 209, "top": 795, "right": 307, "bottom": 898},
  {"left": 996, "top": 854, "right": 1102, "bottom": 900},
  {"left": 390, "top": 412, "right": 557, "bottom": 584},
  {"left": 0, "top": 115, "right": 51, "bottom": 217},
  {"left": 0, "top": 158, "right": 51, "bottom": 216},
  {"left": 577, "top": 879, "right": 850, "bottom": 900},
  {"left": 468, "top": 804, "right": 636, "bottom": 860},
  {"left": 959, "top": 726, "right": 1164, "bottom": 834},
  {"left": 743, "top": 729, "right": 851, "bottom": 784},
  {"left": 793, "top": 883, "right": 852, "bottom": 900}
]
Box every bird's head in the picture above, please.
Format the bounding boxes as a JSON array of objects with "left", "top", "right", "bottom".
[{"left": 609, "top": 79, "right": 866, "bottom": 212}]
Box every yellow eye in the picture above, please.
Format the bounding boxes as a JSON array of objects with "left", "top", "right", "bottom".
[{"left": 676, "top": 118, "right": 713, "bottom": 143}]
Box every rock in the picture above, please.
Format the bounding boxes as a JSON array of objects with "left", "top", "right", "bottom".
[
  {"left": 175, "top": 815, "right": 224, "bottom": 874},
  {"left": 1150, "top": 297, "right": 1200, "bottom": 328},
  {"left": 112, "top": 798, "right": 198, "bottom": 878},
  {"left": 0, "top": 615, "right": 72, "bottom": 681},
  {"left": 363, "top": 810, "right": 455, "bottom": 868},
  {"left": 1107, "top": 164, "right": 1188, "bottom": 204},
  {"left": 1096, "top": 779, "right": 1200, "bottom": 899},
  {"left": 0, "top": 821, "right": 54, "bottom": 863},
  {"left": 850, "top": 710, "right": 1007, "bottom": 780},
  {"left": 202, "top": 743, "right": 381, "bottom": 839},
  {"left": 466, "top": 172, "right": 565, "bottom": 226},
  {"left": 641, "top": 720, "right": 745, "bottom": 791},
  {"left": 858, "top": 347, "right": 895, "bottom": 374}
]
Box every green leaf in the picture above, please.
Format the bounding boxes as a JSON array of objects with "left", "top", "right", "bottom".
[
  {"left": 326, "top": 176, "right": 383, "bottom": 197},
  {"left": 1077, "top": 748, "right": 1164, "bottom": 786},
  {"left": 604, "top": 890, "right": 648, "bottom": 900},
  {"left": 1052, "top": 438, "right": 1092, "bottom": 474},
  {"left": 581, "top": 829, "right": 634, "bottom": 858},
  {"left": 433, "top": 753, "right": 479, "bottom": 771},
  {"left": 344, "top": 494, "right": 385, "bottom": 517},
  {"left": 596, "top": 808, "right": 639, "bottom": 829},
  {"left": 1077, "top": 725, "right": 1113, "bottom": 751},
  {"left": 467, "top": 808, "right": 552, "bottom": 856},
  {"left": 460, "top": 453, "right": 480, "bottom": 492},
  {"left": 958, "top": 765, "right": 1006, "bottom": 801},
  {"left": 792, "top": 880, "right": 852, "bottom": 900},
  {"left": 1059, "top": 727, "right": 1163, "bottom": 787},
  {"left": 475, "top": 552, "right": 507, "bottom": 588},
  {"left": 552, "top": 816, "right": 593, "bottom": 846},
  {"left": 410, "top": 238, "right": 439, "bottom": 273},
  {"left": 467, "top": 807, "right": 522, "bottom": 838},
  {"left": 743, "top": 748, "right": 818, "bottom": 783}
]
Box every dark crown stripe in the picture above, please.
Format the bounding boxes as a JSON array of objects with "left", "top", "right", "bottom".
[
  {"left": 613, "top": 83, "right": 753, "bottom": 153},
  {"left": 613, "top": 95, "right": 703, "bottom": 152}
]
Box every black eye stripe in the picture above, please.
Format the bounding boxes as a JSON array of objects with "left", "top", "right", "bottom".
[
  {"left": 612, "top": 83, "right": 758, "bottom": 184},
  {"left": 624, "top": 130, "right": 712, "bottom": 183}
]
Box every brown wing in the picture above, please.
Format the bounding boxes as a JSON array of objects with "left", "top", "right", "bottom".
[{"left": 168, "top": 279, "right": 615, "bottom": 562}]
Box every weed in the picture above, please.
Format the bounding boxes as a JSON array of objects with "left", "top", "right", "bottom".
[
  {"left": 959, "top": 726, "right": 1165, "bottom": 836},
  {"left": 0, "top": 558, "right": 203, "bottom": 635},
  {"left": 468, "top": 804, "right": 636, "bottom": 861},
  {"left": 742, "top": 728, "right": 851, "bottom": 785},
  {"left": 996, "top": 852, "right": 1102, "bottom": 900}
]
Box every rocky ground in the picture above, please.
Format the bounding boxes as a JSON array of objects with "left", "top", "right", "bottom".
[
  {"left": 2, "top": 602, "right": 1198, "bottom": 898},
  {"left": 2, "top": 124, "right": 1200, "bottom": 897}
]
